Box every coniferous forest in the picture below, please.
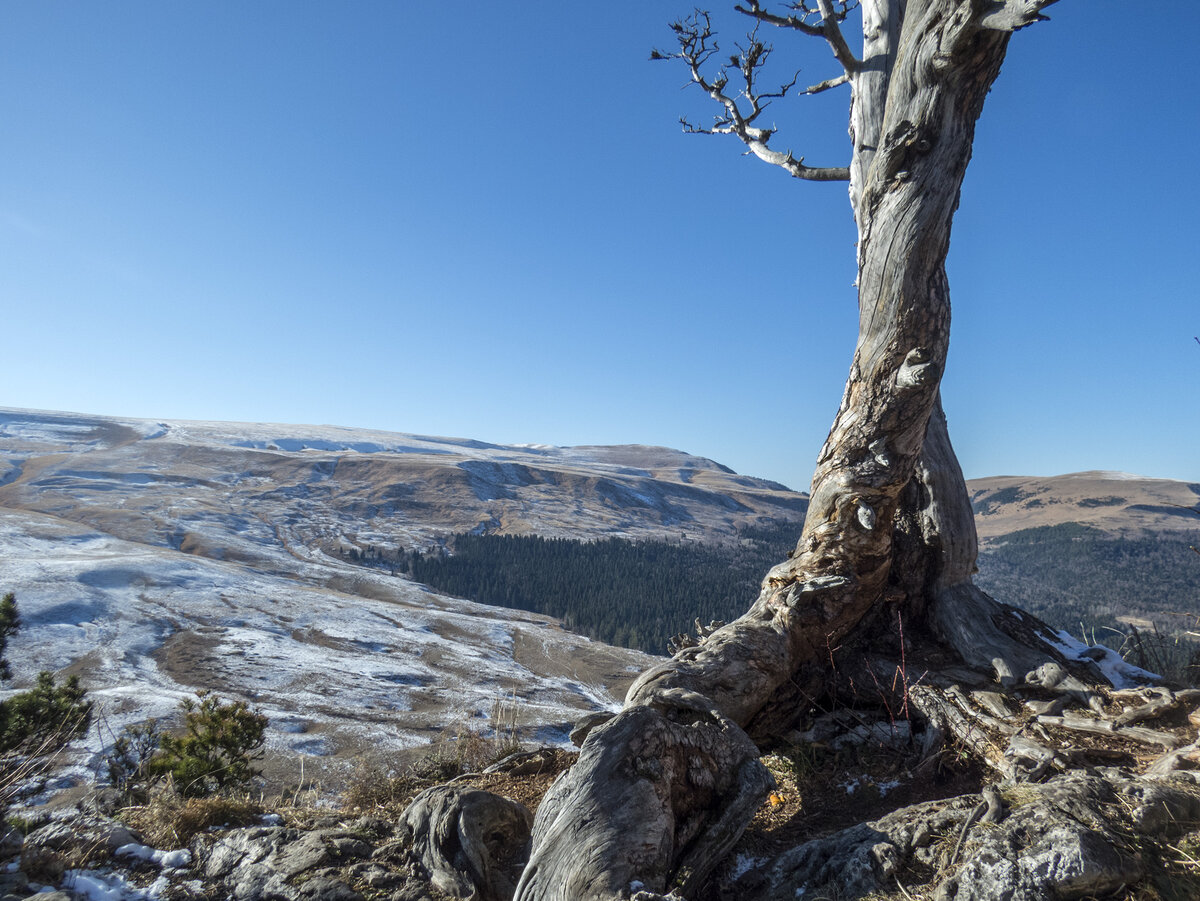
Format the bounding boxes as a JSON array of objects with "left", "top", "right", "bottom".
[
  {"left": 403, "top": 522, "right": 1199, "bottom": 659},
  {"left": 973, "top": 524, "right": 1200, "bottom": 638},
  {"left": 404, "top": 524, "right": 798, "bottom": 654}
]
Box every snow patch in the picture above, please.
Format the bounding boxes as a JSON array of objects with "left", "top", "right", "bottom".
[
  {"left": 115, "top": 843, "right": 192, "bottom": 869},
  {"left": 65, "top": 869, "right": 169, "bottom": 901},
  {"left": 1049, "top": 630, "right": 1159, "bottom": 689},
  {"left": 728, "top": 853, "right": 765, "bottom": 881}
]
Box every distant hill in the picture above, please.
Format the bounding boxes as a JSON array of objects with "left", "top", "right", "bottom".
[
  {"left": 0, "top": 408, "right": 807, "bottom": 557},
  {"left": 969, "top": 471, "right": 1200, "bottom": 537},
  {"left": 968, "top": 472, "right": 1200, "bottom": 650}
]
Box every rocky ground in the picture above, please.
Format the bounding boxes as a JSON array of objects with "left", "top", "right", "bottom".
[{"left": 3, "top": 681, "right": 1199, "bottom": 901}]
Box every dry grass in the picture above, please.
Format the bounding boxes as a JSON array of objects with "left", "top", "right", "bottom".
[
  {"left": 341, "top": 707, "right": 526, "bottom": 816},
  {"left": 120, "top": 785, "right": 264, "bottom": 847},
  {"left": 20, "top": 831, "right": 112, "bottom": 885}
]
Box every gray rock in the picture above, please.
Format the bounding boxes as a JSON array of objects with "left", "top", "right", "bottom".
[
  {"left": 389, "top": 885, "right": 439, "bottom": 901},
  {"left": 23, "top": 815, "right": 139, "bottom": 855},
  {"left": 346, "top": 861, "right": 401, "bottom": 889},
  {"left": 938, "top": 821, "right": 1142, "bottom": 901},
  {"left": 196, "top": 825, "right": 378, "bottom": 900},
  {"left": 327, "top": 836, "right": 372, "bottom": 860},
  {"left": 1119, "top": 779, "right": 1200, "bottom": 836},
  {"left": 0, "top": 825, "right": 22, "bottom": 860},
  {"left": 292, "top": 874, "right": 364, "bottom": 901},
  {"left": 0, "top": 871, "right": 31, "bottom": 901},
  {"left": 729, "top": 770, "right": 1195, "bottom": 900}
]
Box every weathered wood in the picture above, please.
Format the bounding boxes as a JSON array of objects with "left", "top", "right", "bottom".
[
  {"left": 1114, "top": 688, "right": 1200, "bottom": 728},
  {"left": 400, "top": 785, "right": 532, "bottom": 901},
  {"left": 971, "top": 690, "right": 1014, "bottom": 720},
  {"left": 1146, "top": 735, "right": 1200, "bottom": 775},
  {"left": 1004, "top": 734, "right": 1065, "bottom": 781},
  {"left": 514, "top": 700, "right": 771, "bottom": 901},
  {"left": 930, "top": 582, "right": 1091, "bottom": 688},
  {"left": 1038, "top": 712, "right": 1182, "bottom": 749},
  {"left": 909, "top": 684, "right": 1007, "bottom": 773},
  {"left": 945, "top": 684, "right": 1015, "bottom": 735},
  {"left": 1025, "top": 660, "right": 1106, "bottom": 711}
]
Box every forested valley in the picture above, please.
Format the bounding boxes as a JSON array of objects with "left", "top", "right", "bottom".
[
  {"left": 401, "top": 523, "right": 1200, "bottom": 665},
  {"left": 403, "top": 524, "right": 797, "bottom": 654}
]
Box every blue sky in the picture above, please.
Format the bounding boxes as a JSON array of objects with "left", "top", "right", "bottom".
[{"left": 2, "top": 2, "right": 1196, "bottom": 491}]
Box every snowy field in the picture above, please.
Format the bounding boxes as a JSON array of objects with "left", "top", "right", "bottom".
[{"left": 0, "top": 408, "right": 680, "bottom": 790}]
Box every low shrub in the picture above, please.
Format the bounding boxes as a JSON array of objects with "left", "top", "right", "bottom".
[
  {"left": 105, "top": 718, "right": 164, "bottom": 800},
  {"left": 0, "top": 671, "right": 92, "bottom": 755},
  {"left": 0, "top": 593, "right": 92, "bottom": 761},
  {"left": 106, "top": 692, "right": 267, "bottom": 800},
  {"left": 342, "top": 716, "right": 525, "bottom": 815}
]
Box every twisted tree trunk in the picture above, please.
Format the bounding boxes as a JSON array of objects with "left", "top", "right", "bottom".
[{"left": 509, "top": 3, "right": 1078, "bottom": 898}]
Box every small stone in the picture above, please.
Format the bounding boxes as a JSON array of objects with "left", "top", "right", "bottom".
[
  {"left": 328, "top": 836, "right": 373, "bottom": 860},
  {"left": 292, "top": 874, "right": 364, "bottom": 901}
]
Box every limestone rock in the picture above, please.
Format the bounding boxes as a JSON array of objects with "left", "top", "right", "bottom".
[
  {"left": 195, "top": 824, "right": 375, "bottom": 900},
  {"left": 727, "top": 770, "right": 1200, "bottom": 901}
]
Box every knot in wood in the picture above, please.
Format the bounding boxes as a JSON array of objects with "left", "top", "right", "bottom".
[
  {"left": 787, "top": 574, "right": 852, "bottom": 608},
  {"left": 856, "top": 500, "right": 876, "bottom": 531},
  {"left": 868, "top": 437, "right": 891, "bottom": 469},
  {"left": 884, "top": 119, "right": 918, "bottom": 149},
  {"left": 897, "top": 347, "right": 938, "bottom": 390},
  {"left": 632, "top": 755, "right": 664, "bottom": 782}
]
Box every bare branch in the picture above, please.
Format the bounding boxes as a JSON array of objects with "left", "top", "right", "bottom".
[
  {"left": 654, "top": 11, "right": 849, "bottom": 182},
  {"left": 803, "top": 72, "right": 850, "bottom": 94},
  {"left": 749, "top": 147, "right": 850, "bottom": 181},
  {"left": 734, "top": 0, "right": 826, "bottom": 37},
  {"left": 976, "top": 0, "right": 1062, "bottom": 32},
  {"left": 815, "top": 0, "right": 861, "bottom": 72},
  {"left": 736, "top": 0, "right": 863, "bottom": 73}
]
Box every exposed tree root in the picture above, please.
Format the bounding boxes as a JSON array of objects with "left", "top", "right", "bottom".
[
  {"left": 514, "top": 698, "right": 772, "bottom": 901},
  {"left": 399, "top": 641, "right": 1200, "bottom": 900},
  {"left": 399, "top": 784, "right": 532, "bottom": 901}
]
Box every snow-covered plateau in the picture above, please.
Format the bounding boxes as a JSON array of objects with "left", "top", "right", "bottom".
[{"left": 0, "top": 407, "right": 809, "bottom": 790}]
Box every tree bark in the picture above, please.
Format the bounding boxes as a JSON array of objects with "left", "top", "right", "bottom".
[{"left": 513, "top": 3, "right": 1070, "bottom": 898}]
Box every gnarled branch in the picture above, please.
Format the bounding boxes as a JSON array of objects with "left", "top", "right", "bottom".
[
  {"left": 735, "top": 0, "right": 864, "bottom": 74},
  {"left": 734, "top": 0, "right": 827, "bottom": 38},
  {"left": 803, "top": 71, "right": 850, "bottom": 94},
  {"left": 653, "top": 11, "right": 849, "bottom": 182},
  {"left": 978, "top": 0, "right": 1062, "bottom": 32}
]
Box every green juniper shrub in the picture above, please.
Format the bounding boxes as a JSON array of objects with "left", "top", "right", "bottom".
[
  {"left": 0, "top": 593, "right": 19, "bottom": 681},
  {"left": 0, "top": 593, "right": 91, "bottom": 813},
  {"left": 106, "top": 718, "right": 165, "bottom": 799},
  {"left": 0, "top": 592, "right": 92, "bottom": 756},
  {"left": 150, "top": 692, "right": 267, "bottom": 798},
  {"left": 0, "top": 671, "right": 92, "bottom": 754}
]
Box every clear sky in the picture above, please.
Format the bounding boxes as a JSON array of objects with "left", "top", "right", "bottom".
[{"left": 2, "top": 2, "right": 1196, "bottom": 491}]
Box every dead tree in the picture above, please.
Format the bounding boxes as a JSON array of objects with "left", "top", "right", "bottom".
[{"left": 467, "top": 3, "right": 1145, "bottom": 898}]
